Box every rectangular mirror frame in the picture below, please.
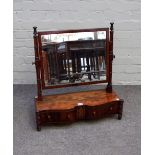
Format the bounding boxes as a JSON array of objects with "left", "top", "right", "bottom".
[{"left": 34, "top": 27, "right": 111, "bottom": 90}]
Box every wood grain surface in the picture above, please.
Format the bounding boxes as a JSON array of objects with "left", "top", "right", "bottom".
[{"left": 36, "top": 90, "right": 120, "bottom": 112}]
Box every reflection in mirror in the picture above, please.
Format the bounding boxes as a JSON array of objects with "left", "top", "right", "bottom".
[{"left": 41, "top": 31, "right": 107, "bottom": 86}]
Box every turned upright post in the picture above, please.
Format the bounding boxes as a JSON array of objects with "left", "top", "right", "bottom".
[
  {"left": 33, "top": 26, "right": 42, "bottom": 100},
  {"left": 106, "top": 22, "right": 114, "bottom": 92}
]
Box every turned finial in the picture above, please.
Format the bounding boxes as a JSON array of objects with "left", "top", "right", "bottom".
[
  {"left": 33, "top": 26, "right": 37, "bottom": 35},
  {"left": 110, "top": 22, "right": 114, "bottom": 31}
]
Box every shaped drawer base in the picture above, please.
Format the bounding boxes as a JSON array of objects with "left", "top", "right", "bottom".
[{"left": 35, "top": 89, "right": 124, "bottom": 131}]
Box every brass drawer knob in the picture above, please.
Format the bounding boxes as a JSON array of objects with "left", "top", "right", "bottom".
[
  {"left": 93, "top": 111, "right": 96, "bottom": 115},
  {"left": 48, "top": 115, "right": 51, "bottom": 119},
  {"left": 110, "top": 107, "right": 113, "bottom": 110},
  {"left": 67, "top": 114, "right": 70, "bottom": 119}
]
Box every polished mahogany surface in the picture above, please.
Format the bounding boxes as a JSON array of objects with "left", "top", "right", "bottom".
[
  {"left": 36, "top": 90, "right": 120, "bottom": 112},
  {"left": 35, "top": 89, "right": 123, "bottom": 131}
]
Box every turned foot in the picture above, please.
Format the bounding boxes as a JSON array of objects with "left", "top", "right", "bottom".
[
  {"left": 37, "top": 125, "right": 41, "bottom": 131},
  {"left": 36, "top": 112, "right": 41, "bottom": 131},
  {"left": 118, "top": 114, "right": 122, "bottom": 120}
]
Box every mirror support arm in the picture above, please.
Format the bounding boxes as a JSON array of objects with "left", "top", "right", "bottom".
[
  {"left": 106, "top": 22, "right": 114, "bottom": 93},
  {"left": 33, "top": 26, "right": 42, "bottom": 100}
]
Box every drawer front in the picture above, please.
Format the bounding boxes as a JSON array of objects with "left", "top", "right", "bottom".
[
  {"left": 59, "top": 110, "right": 76, "bottom": 123},
  {"left": 39, "top": 110, "right": 76, "bottom": 124},
  {"left": 85, "top": 102, "right": 118, "bottom": 120},
  {"left": 40, "top": 111, "right": 59, "bottom": 124}
]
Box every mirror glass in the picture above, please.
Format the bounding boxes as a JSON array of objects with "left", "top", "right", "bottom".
[{"left": 41, "top": 31, "right": 107, "bottom": 86}]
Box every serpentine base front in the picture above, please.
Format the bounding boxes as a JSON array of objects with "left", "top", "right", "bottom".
[{"left": 35, "top": 89, "right": 124, "bottom": 131}]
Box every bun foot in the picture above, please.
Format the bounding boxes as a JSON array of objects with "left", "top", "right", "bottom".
[
  {"left": 118, "top": 114, "right": 122, "bottom": 120},
  {"left": 37, "top": 125, "right": 41, "bottom": 131}
]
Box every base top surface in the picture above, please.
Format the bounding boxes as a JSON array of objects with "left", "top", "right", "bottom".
[{"left": 36, "top": 89, "right": 120, "bottom": 112}]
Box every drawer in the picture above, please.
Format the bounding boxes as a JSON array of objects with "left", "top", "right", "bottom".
[
  {"left": 59, "top": 110, "right": 76, "bottom": 123},
  {"left": 106, "top": 102, "right": 118, "bottom": 114},
  {"left": 40, "top": 111, "right": 60, "bottom": 124},
  {"left": 85, "top": 102, "right": 118, "bottom": 120},
  {"left": 39, "top": 110, "right": 76, "bottom": 124}
]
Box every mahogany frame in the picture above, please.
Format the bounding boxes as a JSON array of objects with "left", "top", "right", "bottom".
[{"left": 33, "top": 23, "right": 114, "bottom": 101}]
